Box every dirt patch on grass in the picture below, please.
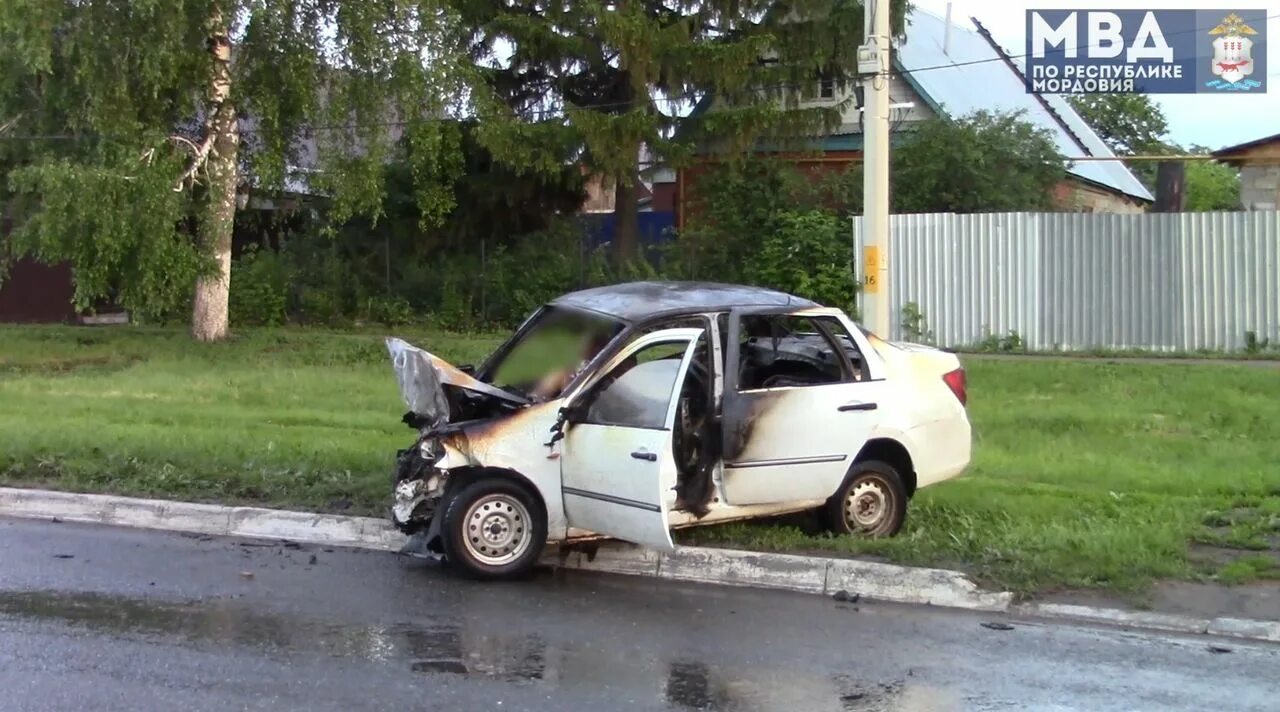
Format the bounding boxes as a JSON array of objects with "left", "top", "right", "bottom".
[
  {"left": 0, "top": 353, "right": 144, "bottom": 377},
  {"left": 1192, "top": 501, "right": 1280, "bottom": 584},
  {"left": 1045, "top": 527, "right": 1280, "bottom": 620},
  {"left": 1189, "top": 543, "right": 1280, "bottom": 568}
]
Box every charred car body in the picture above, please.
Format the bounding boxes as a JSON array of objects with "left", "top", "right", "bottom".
[{"left": 387, "top": 281, "right": 971, "bottom": 579}]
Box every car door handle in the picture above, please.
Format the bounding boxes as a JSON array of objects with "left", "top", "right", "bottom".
[
  {"left": 631, "top": 450, "right": 658, "bottom": 462},
  {"left": 838, "top": 401, "right": 878, "bottom": 412}
]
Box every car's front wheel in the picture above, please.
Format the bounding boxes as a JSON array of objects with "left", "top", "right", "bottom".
[
  {"left": 439, "top": 477, "right": 547, "bottom": 580},
  {"left": 825, "top": 461, "right": 908, "bottom": 537}
]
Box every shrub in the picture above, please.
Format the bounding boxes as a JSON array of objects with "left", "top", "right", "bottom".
[
  {"left": 973, "top": 329, "right": 1026, "bottom": 353},
  {"left": 900, "top": 302, "right": 934, "bottom": 344},
  {"left": 229, "top": 245, "right": 288, "bottom": 327},
  {"left": 1243, "top": 330, "right": 1272, "bottom": 355},
  {"left": 365, "top": 295, "right": 415, "bottom": 326},
  {"left": 745, "top": 210, "right": 859, "bottom": 313}
]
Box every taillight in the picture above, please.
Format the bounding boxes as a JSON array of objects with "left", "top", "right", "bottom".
[{"left": 942, "top": 368, "right": 967, "bottom": 406}]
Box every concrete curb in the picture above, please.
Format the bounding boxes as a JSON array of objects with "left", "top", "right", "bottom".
[
  {"left": 2, "top": 487, "right": 1276, "bottom": 643},
  {"left": 548, "top": 542, "right": 1013, "bottom": 611},
  {"left": 1010, "top": 603, "right": 1280, "bottom": 644},
  {"left": 0, "top": 487, "right": 406, "bottom": 552}
]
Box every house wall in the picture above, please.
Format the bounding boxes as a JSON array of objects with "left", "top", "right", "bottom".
[
  {"left": 0, "top": 258, "right": 77, "bottom": 323},
  {"left": 1216, "top": 139, "right": 1280, "bottom": 210},
  {"left": 581, "top": 173, "right": 616, "bottom": 213},
  {"left": 651, "top": 182, "right": 677, "bottom": 213},
  {"left": 582, "top": 172, "right": 664, "bottom": 214},
  {"left": 1051, "top": 179, "right": 1147, "bottom": 214},
  {"left": 1240, "top": 165, "right": 1280, "bottom": 211},
  {"left": 790, "top": 73, "right": 936, "bottom": 130}
]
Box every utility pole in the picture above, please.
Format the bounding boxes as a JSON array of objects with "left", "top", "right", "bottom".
[{"left": 859, "top": 0, "right": 891, "bottom": 336}]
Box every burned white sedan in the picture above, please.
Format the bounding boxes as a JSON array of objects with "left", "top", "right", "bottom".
[{"left": 387, "top": 281, "right": 971, "bottom": 579}]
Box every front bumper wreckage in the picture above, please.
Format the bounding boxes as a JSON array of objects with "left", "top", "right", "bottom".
[{"left": 384, "top": 338, "right": 531, "bottom": 559}]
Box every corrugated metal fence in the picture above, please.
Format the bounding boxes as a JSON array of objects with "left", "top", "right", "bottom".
[{"left": 851, "top": 211, "right": 1280, "bottom": 351}]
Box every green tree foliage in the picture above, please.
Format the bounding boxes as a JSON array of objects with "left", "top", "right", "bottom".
[
  {"left": 457, "top": 0, "right": 907, "bottom": 262},
  {"left": 1067, "top": 95, "right": 1243, "bottom": 211},
  {"left": 748, "top": 210, "right": 857, "bottom": 314},
  {"left": 1067, "top": 94, "right": 1170, "bottom": 156},
  {"left": 0, "top": 0, "right": 469, "bottom": 338},
  {"left": 1067, "top": 94, "right": 1171, "bottom": 188},
  {"left": 891, "top": 111, "right": 1065, "bottom": 213},
  {"left": 669, "top": 157, "right": 851, "bottom": 285},
  {"left": 671, "top": 111, "right": 1062, "bottom": 305},
  {"left": 426, "top": 123, "right": 586, "bottom": 251},
  {"left": 1183, "top": 147, "right": 1241, "bottom": 211},
  {"left": 223, "top": 128, "right": 588, "bottom": 330}
]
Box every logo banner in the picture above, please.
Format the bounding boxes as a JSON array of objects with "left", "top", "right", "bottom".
[{"left": 1025, "top": 9, "right": 1267, "bottom": 94}]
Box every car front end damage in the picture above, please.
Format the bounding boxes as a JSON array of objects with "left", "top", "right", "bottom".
[
  {"left": 391, "top": 436, "right": 448, "bottom": 533},
  {"left": 385, "top": 338, "right": 532, "bottom": 551}
]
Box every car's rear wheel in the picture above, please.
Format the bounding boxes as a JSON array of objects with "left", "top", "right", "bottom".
[
  {"left": 439, "top": 477, "right": 547, "bottom": 580},
  {"left": 825, "top": 461, "right": 908, "bottom": 537}
]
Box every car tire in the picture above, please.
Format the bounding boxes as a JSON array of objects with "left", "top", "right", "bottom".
[
  {"left": 825, "top": 461, "right": 908, "bottom": 538},
  {"left": 439, "top": 477, "right": 547, "bottom": 580}
]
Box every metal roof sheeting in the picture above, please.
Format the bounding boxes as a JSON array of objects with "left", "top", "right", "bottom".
[{"left": 896, "top": 10, "right": 1154, "bottom": 202}]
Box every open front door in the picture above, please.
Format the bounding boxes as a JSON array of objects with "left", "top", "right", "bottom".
[{"left": 560, "top": 328, "right": 704, "bottom": 551}]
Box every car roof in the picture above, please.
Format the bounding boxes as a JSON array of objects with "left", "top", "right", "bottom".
[{"left": 549, "top": 281, "right": 819, "bottom": 321}]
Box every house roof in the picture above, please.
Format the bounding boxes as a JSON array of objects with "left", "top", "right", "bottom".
[
  {"left": 680, "top": 9, "right": 1153, "bottom": 202},
  {"left": 896, "top": 10, "right": 1153, "bottom": 202},
  {"left": 1212, "top": 132, "right": 1280, "bottom": 161}
]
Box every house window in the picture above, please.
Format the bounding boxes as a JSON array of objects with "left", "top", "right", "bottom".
[{"left": 818, "top": 71, "right": 836, "bottom": 100}]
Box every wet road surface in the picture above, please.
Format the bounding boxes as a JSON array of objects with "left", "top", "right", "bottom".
[{"left": 1, "top": 516, "right": 1276, "bottom": 711}]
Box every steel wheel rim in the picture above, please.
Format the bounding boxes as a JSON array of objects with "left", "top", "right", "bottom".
[
  {"left": 463, "top": 493, "right": 532, "bottom": 566},
  {"left": 845, "top": 477, "right": 891, "bottom": 533}
]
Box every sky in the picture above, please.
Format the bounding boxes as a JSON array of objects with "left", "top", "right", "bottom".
[{"left": 912, "top": 0, "right": 1280, "bottom": 150}]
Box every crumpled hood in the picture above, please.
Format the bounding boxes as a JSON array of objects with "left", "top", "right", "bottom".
[{"left": 386, "top": 338, "right": 529, "bottom": 429}]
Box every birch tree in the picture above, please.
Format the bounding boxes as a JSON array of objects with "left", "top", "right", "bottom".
[{"left": 0, "top": 0, "right": 468, "bottom": 340}]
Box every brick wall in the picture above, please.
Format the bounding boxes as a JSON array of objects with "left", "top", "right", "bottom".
[{"left": 1051, "top": 179, "right": 1147, "bottom": 214}]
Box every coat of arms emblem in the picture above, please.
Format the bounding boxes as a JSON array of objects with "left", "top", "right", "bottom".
[{"left": 1208, "top": 13, "right": 1259, "bottom": 89}]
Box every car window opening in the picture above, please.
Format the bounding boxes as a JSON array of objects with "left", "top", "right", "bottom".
[
  {"left": 736, "top": 315, "right": 864, "bottom": 390},
  {"left": 577, "top": 331, "right": 717, "bottom": 517},
  {"left": 582, "top": 340, "right": 685, "bottom": 429}
]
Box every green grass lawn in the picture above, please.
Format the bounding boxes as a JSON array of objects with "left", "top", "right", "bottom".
[
  {"left": 3, "top": 324, "right": 1278, "bottom": 595},
  {"left": 0, "top": 325, "right": 501, "bottom": 513}
]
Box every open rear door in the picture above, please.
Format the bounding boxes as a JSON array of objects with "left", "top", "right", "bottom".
[
  {"left": 721, "top": 307, "right": 883, "bottom": 505},
  {"left": 559, "top": 328, "right": 704, "bottom": 551}
]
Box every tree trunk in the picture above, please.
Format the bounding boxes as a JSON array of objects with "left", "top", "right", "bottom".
[
  {"left": 609, "top": 41, "right": 642, "bottom": 267},
  {"left": 612, "top": 174, "right": 641, "bottom": 265},
  {"left": 190, "top": 6, "right": 239, "bottom": 342}
]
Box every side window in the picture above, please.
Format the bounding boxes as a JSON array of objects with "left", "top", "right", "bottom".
[
  {"left": 818, "top": 316, "right": 867, "bottom": 381},
  {"left": 584, "top": 340, "right": 691, "bottom": 429},
  {"left": 736, "top": 314, "right": 858, "bottom": 390}
]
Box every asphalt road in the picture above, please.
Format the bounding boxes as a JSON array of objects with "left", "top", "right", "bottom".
[{"left": 1, "top": 517, "right": 1276, "bottom": 711}]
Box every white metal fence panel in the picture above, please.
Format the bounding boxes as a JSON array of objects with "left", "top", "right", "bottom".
[{"left": 852, "top": 211, "right": 1280, "bottom": 351}]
